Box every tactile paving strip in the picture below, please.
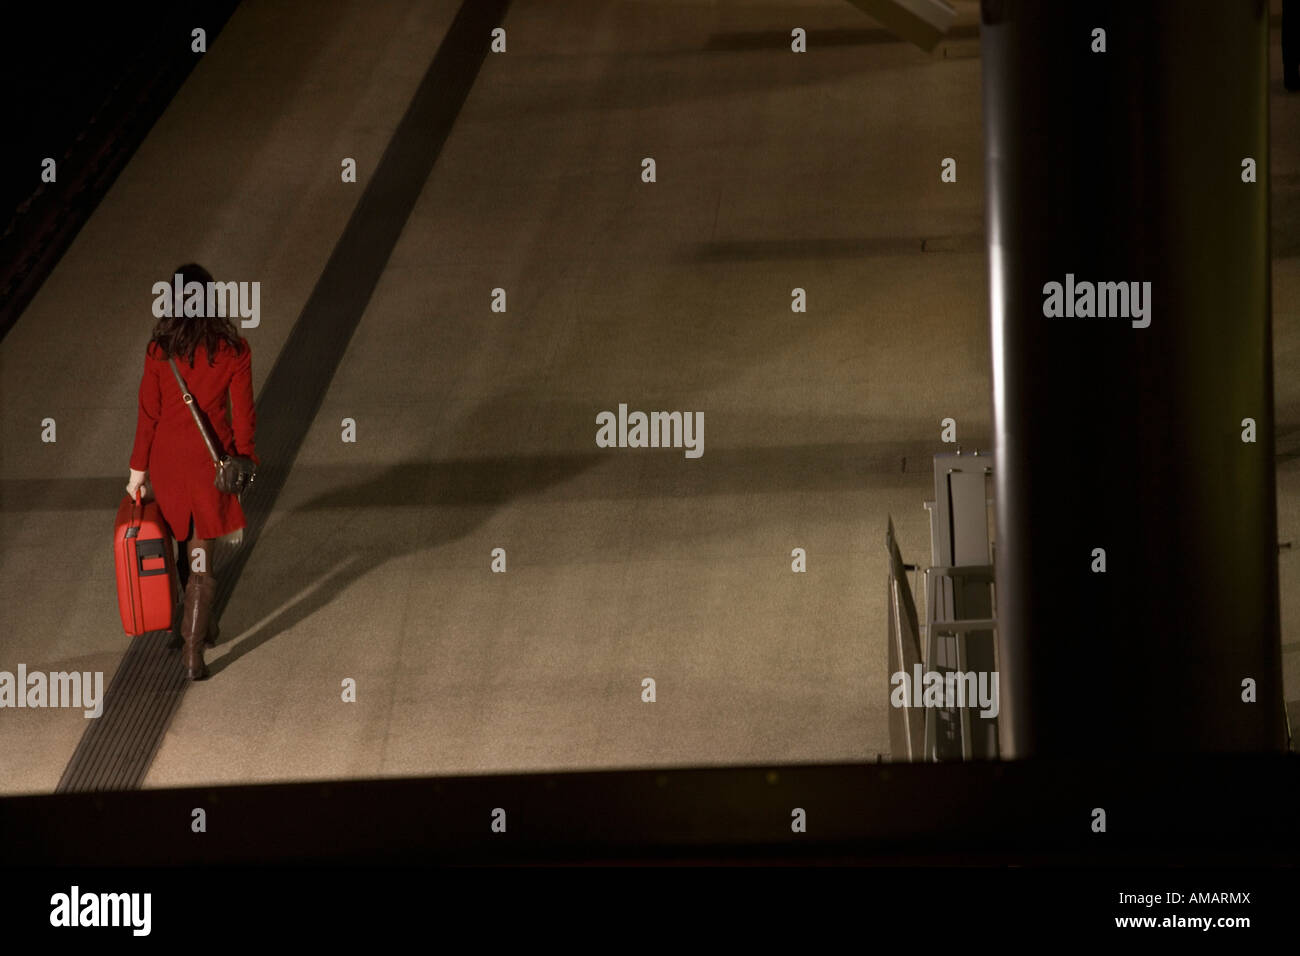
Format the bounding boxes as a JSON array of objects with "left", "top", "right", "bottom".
[{"left": 55, "top": 630, "right": 187, "bottom": 793}]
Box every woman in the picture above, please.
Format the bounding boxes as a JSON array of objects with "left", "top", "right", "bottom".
[{"left": 126, "top": 263, "right": 258, "bottom": 681}]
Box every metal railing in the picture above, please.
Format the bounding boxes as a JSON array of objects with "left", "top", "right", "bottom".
[{"left": 886, "top": 524, "right": 999, "bottom": 762}]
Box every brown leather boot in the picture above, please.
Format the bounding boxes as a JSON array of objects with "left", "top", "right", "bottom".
[
  {"left": 169, "top": 540, "right": 189, "bottom": 649},
  {"left": 169, "top": 589, "right": 214, "bottom": 646},
  {"left": 181, "top": 572, "right": 216, "bottom": 681},
  {"left": 169, "top": 600, "right": 184, "bottom": 650}
]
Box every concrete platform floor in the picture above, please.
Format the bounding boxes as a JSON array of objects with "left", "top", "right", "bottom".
[{"left": 1, "top": 0, "right": 1297, "bottom": 794}]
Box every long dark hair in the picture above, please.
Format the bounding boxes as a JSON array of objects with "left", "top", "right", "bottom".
[{"left": 150, "top": 263, "right": 248, "bottom": 365}]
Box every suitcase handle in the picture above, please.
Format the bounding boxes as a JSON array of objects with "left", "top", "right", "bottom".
[
  {"left": 128, "top": 490, "right": 170, "bottom": 577},
  {"left": 124, "top": 488, "right": 144, "bottom": 538}
]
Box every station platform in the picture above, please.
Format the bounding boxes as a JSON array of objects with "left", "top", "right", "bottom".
[{"left": 1, "top": 0, "right": 1296, "bottom": 796}]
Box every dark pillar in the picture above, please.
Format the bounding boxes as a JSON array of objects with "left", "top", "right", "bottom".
[
  {"left": 1285, "top": 0, "right": 1300, "bottom": 91},
  {"left": 981, "top": 0, "right": 1287, "bottom": 756}
]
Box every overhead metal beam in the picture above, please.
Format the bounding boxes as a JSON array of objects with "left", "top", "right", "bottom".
[{"left": 845, "top": 0, "right": 957, "bottom": 52}]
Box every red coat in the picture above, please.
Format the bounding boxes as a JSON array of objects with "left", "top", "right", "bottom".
[{"left": 130, "top": 339, "right": 258, "bottom": 541}]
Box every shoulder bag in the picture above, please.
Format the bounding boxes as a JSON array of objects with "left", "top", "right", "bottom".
[{"left": 167, "top": 355, "right": 258, "bottom": 495}]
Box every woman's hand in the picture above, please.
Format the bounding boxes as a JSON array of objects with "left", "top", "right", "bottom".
[{"left": 126, "top": 468, "right": 148, "bottom": 499}]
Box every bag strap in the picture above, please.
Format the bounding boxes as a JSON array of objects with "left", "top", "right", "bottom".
[{"left": 167, "top": 355, "right": 224, "bottom": 466}]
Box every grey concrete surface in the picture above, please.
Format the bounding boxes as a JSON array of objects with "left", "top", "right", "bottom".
[{"left": 1, "top": 0, "right": 1296, "bottom": 794}]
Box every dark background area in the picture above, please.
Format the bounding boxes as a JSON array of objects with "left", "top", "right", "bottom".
[{"left": 0, "top": 2, "right": 242, "bottom": 340}]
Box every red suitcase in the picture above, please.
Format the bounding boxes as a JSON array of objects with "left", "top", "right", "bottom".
[{"left": 115, "top": 490, "right": 179, "bottom": 636}]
